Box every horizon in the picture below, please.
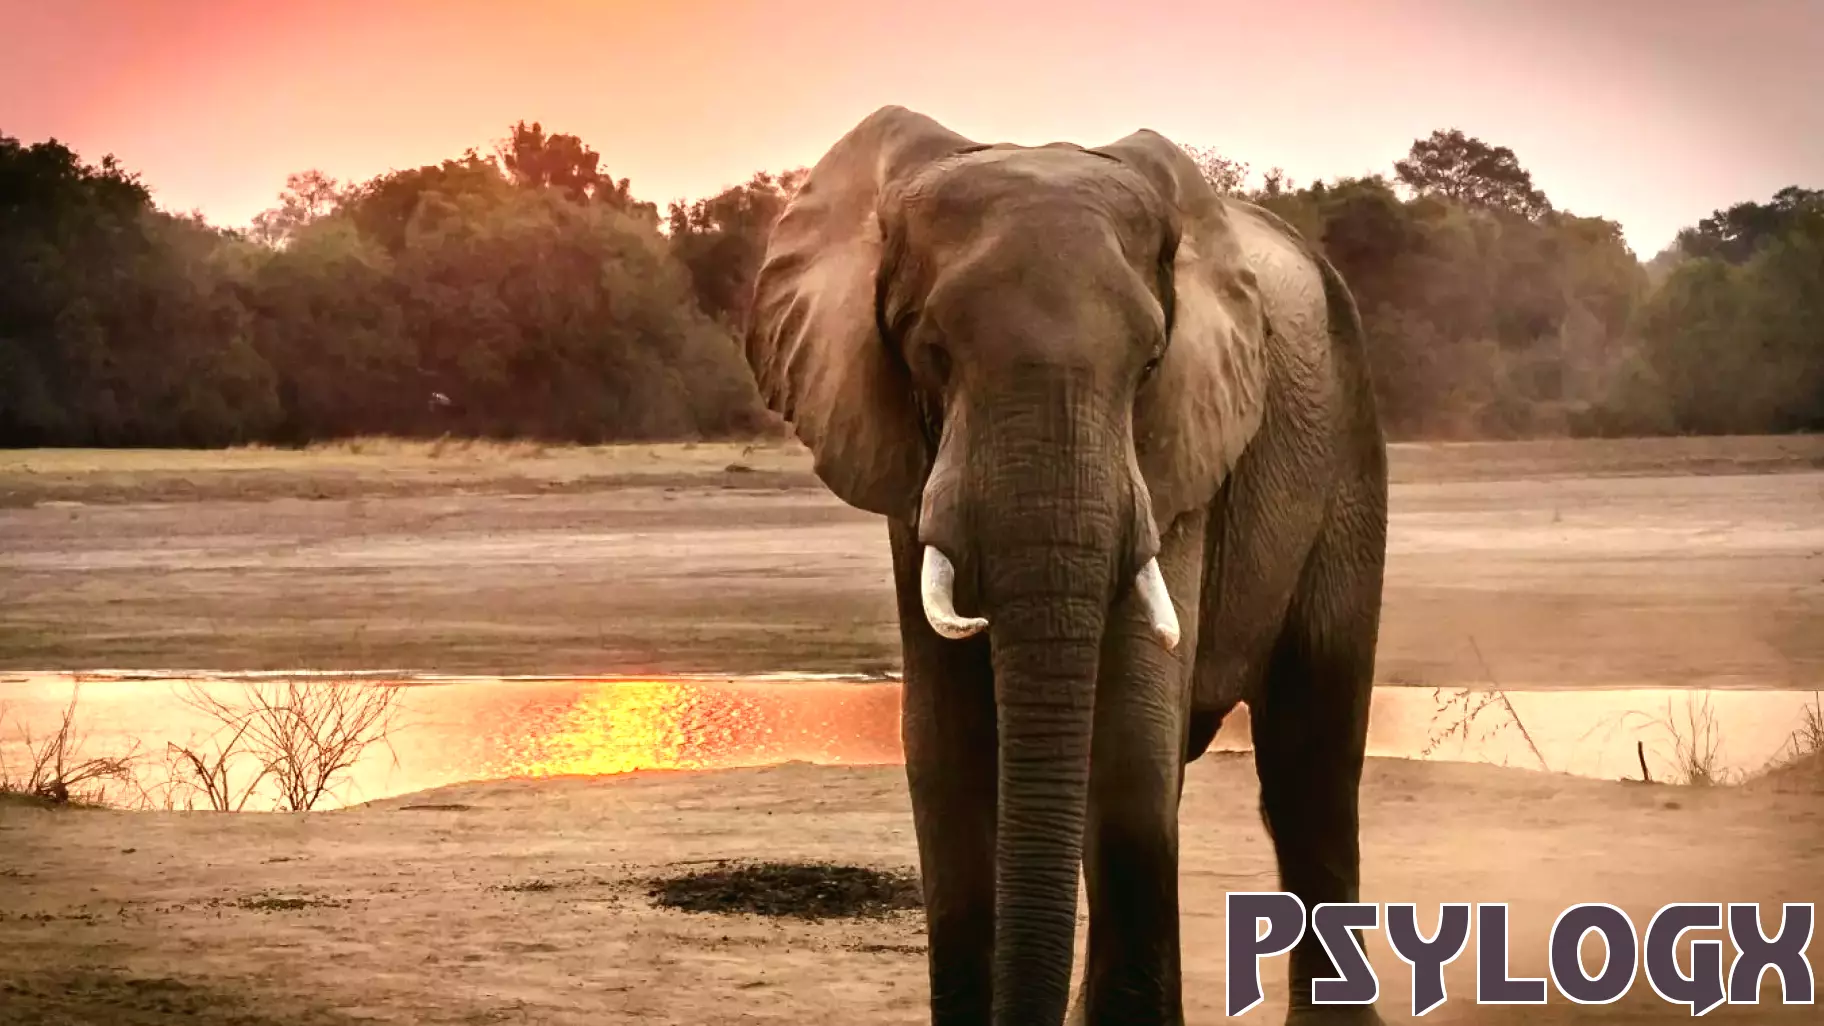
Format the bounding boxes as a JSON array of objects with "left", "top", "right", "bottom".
[{"left": 4, "top": 0, "right": 1820, "bottom": 258}]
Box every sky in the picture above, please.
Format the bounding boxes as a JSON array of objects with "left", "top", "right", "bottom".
[{"left": 2, "top": 0, "right": 1819, "bottom": 258}]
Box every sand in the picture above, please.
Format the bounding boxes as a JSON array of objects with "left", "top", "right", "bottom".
[
  {"left": 2, "top": 755, "right": 1820, "bottom": 1024},
  {"left": 3, "top": 436, "right": 1822, "bottom": 688},
  {"left": 2, "top": 434, "right": 1822, "bottom": 1023}
]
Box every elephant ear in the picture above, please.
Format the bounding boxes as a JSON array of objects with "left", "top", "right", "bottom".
[
  {"left": 1090, "top": 131, "right": 1271, "bottom": 528},
  {"left": 745, "top": 106, "right": 981, "bottom": 520}
]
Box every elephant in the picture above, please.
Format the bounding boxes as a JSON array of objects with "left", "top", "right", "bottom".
[{"left": 741, "top": 106, "right": 1388, "bottom": 1025}]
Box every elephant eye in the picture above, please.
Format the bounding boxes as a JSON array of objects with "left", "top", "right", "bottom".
[
  {"left": 927, "top": 345, "right": 953, "bottom": 384},
  {"left": 1140, "top": 351, "right": 1163, "bottom": 380},
  {"left": 907, "top": 337, "right": 951, "bottom": 390}
]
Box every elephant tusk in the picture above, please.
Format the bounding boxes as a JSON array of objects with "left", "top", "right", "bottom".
[
  {"left": 1135, "top": 557, "right": 1181, "bottom": 651},
  {"left": 920, "top": 546, "right": 988, "bottom": 640}
]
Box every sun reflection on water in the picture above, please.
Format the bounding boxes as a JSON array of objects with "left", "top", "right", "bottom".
[{"left": 483, "top": 678, "right": 906, "bottom": 780}]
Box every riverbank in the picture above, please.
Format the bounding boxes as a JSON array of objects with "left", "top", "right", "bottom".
[{"left": 2, "top": 755, "right": 1818, "bottom": 1025}]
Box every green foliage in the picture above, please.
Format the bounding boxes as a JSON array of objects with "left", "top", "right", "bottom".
[
  {"left": 1238, "top": 165, "right": 1646, "bottom": 438},
  {"left": 1181, "top": 145, "right": 1252, "bottom": 195},
  {"left": 1203, "top": 128, "right": 1816, "bottom": 441},
  {"left": 1394, "top": 128, "right": 1552, "bottom": 219},
  {"left": 1675, "top": 186, "right": 1823, "bottom": 265},
  {"left": 666, "top": 169, "right": 806, "bottom": 328},
  {"left": 0, "top": 137, "right": 281, "bottom": 445},
  {"left": 2, "top": 125, "right": 766, "bottom": 446},
  {"left": 1621, "top": 210, "right": 1824, "bottom": 435},
  {"left": 244, "top": 217, "right": 412, "bottom": 439},
  {"left": 247, "top": 170, "right": 349, "bottom": 247},
  {"left": 0, "top": 122, "right": 1817, "bottom": 448},
  {"left": 382, "top": 180, "right": 758, "bottom": 440},
  {"left": 498, "top": 120, "right": 660, "bottom": 222}
]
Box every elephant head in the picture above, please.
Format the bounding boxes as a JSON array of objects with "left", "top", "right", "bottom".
[{"left": 745, "top": 106, "right": 1269, "bottom": 1022}]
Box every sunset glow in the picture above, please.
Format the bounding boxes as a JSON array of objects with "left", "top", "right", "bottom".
[
  {"left": 484, "top": 678, "right": 907, "bottom": 780},
  {"left": 5, "top": 0, "right": 1820, "bottom": 256}
]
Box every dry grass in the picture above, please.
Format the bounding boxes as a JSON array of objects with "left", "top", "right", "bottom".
[
  {"left": 1420, "top": 636, "right": 1550, "bottom": 772},
  {"left": 1653, "top": 692, "right": 1731, "bottom": 786},
  {"left": 1579, "top": 692, "right": 1734, "bottom": 786},
  {"left": 172, "top": 678, "right": 405, "bottom": 812},
  {"left": 1420, "top": 687, "right": 1549, "bottom": 771},
  {"left": 1600, "top": 690, "right": 1802, "bottom": 787},
  {"left": 3, "top": 433, "right": 1820, "bottom": 509},
  {"left": 1792, "top": 691, "right": 1824, "bottom": 758},
  {"left": 0, "top": 437, "right": 820, "bottom": 507},
  {"left": 296, "top": 436, "right": 557, "bottom": 460},
  {"left": 163, "top": 682, "right": 277, "bottom": 812},
  {"left": 2, "top": 677, "right": 406, "bottom": 813},
  {"left": 1761, "top": 691, "right": 1824, "bottom": 782},
  {"left": 1, "top": 437, "right": 805, "bottom": 475},
  {"left": 0, "top": 681, "right": 140, "bottom": 806}
]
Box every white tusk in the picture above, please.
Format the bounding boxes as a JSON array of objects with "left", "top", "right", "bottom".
[
  {"left": 920, "top": 546, "right": 988, "bottom": 640},
  {"left": 1134, "top": 557, "right": 1181, "bottom": 651}
]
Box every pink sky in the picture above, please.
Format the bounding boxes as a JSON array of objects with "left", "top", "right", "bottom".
[{"left": 3, "top": 0, "right": 1818, "bottom": 256}]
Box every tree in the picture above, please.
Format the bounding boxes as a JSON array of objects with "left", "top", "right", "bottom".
[
  {"left": 498, "top": 120, "right": 658, "bottom": 221},
  {"left": 1254, "top": 167, "right": 1293, "bottom": 199},
  {"left": 0, "top": 134, "right": 149, "bottom": 217},
  {"left": 246, "top": 217, "right": 413, "bottom": 440},
  {"left": 1621, "top": 208, "right": 1824, "bottom": 435},
  {"left": 501, "top": 120, "right": 598, "bottom": 197},
  {"left": 1395, "top": 129, "right": 1552, "bottom": 219},
  {"left": 3, "top": 126, "right": 774, "bottom": 448},
  {"left": 384, "top": 183, "right": 763, "bottom": 440},
  {"left": 667, "top": 168, "right": 807, "bottom": 327},
  {"left": 1674, "top": 185, "right": 1823, "bottom": 265},
  {"left": 1179, "top": 145, "right": 1250, "bottom": 194},
  {"left": 5, "top": 123, "right": 1818, "bottom": 450},
  {"left": 337, "top": 152, "right": 505, "bottom": 254},
  {"left": 1308, "top": 176, "right": 1417, "bottom": 297},
  {"left": 1643, "top": 245, "right": 1685, "bottom": 288},
  {"left": 248, "top": 170, "right": 348, "bottom": 247},
  {"left": 0, "top": 134, "right": 279, "bottom": 445}
]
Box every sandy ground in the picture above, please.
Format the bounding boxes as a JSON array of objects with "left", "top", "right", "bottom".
[
  {"left": 3, "top": 436, "right": 1822, "bottom": 687},
  {"left": 2, "top": 435, "right": 1821, "bottom": 1023},
  {"left": 2, "top": 756, "right": 1820, "bottom": 1025}
]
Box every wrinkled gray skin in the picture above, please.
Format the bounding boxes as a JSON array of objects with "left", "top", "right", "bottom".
[{"left": 744, "top": 106, "right": 1388, "bottom": 1026}]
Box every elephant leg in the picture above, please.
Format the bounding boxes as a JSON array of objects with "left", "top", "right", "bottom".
[
  {"left": 1079, "top": 511, "right": 1206, "bottom": 1026},
  {"left": 889, "top": 519, "right": 999, "bottom": 1026},
  {"left": 1249, "top": 497, "right": 1386, "bottom": 1025}
]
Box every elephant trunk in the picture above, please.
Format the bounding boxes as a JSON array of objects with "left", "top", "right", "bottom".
[
  {"left": 958, "top": 392, "right": 1135, "bottom": 1026},
  {"left": 987, "top": 571, "right": 1108, "bottom": 1026}
]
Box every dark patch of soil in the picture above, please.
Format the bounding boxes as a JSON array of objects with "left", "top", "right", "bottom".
[
  {"left": 851, "top": 942, "right": 925, "bottom": 955},
  {"left": 234, "top": 894, "right": 343, "bottom": 913},
  {"left": 648, "top": 860, "right": 923, "bottom": 920}
]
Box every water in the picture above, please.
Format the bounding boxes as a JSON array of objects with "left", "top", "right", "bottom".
[{"left": 2, "top": 671, "right": 1817, "bottom": 811}]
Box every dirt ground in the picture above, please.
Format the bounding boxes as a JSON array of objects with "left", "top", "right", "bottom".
[
  {"left": 3, "top": 435, "right": 1821, "bottom": 687},
  {"left": 1, "top": 435, "right": 1821, "bottom": 1023},
  {"left": 2, "top": 756, "right": 1819, "bottom": 1025}
]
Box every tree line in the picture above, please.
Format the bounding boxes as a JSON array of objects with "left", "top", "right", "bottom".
[{"left": 2, "top": 122, "right": 1818, "bottom": 448}]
